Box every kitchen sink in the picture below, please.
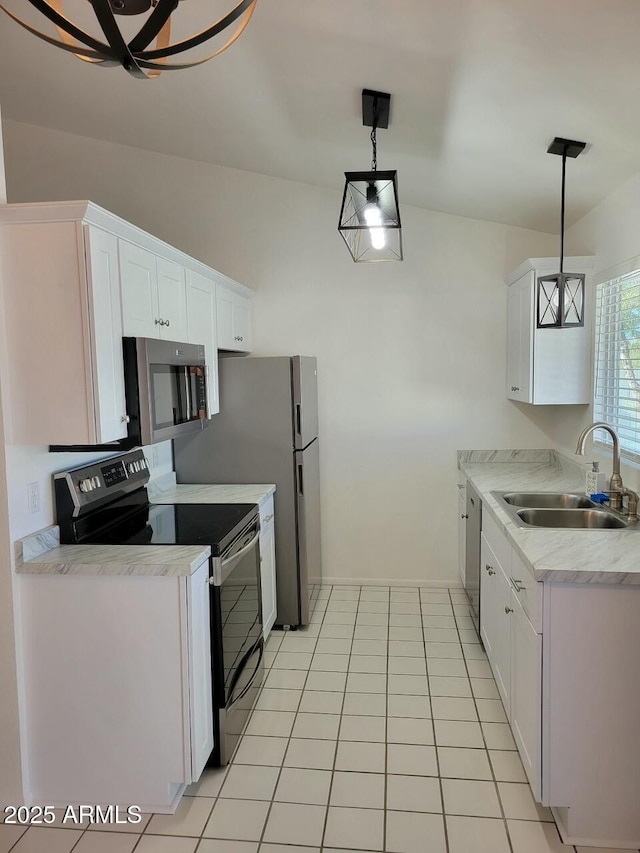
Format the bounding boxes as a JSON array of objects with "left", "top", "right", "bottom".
[
  {"left": 516, "top": 508, "right": 628, "bottom": 529},
  {"left": 502, "top": 492, "right": 596, "bottom": 509}
]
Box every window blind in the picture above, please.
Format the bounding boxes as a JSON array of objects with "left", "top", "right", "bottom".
[{"left": 594, "top": 269, "right": 640, "bottom": 459}]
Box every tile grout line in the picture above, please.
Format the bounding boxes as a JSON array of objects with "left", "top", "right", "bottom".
[
  {"left": 319, "top": 582, "right": 360, "bottom": 853},
  {"left": 423, "top": 585, "right": 450, "bottom": 853},
  {"left": 255, "top": 582, "right": 331, "bottom": 852},
  {"left": 454, "top": 586, "right": 515, "bottom": 853}
]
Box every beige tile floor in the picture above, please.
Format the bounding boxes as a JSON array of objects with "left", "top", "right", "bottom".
[{"left": 2, "top": 585, "right": 638, "bottom": 853}]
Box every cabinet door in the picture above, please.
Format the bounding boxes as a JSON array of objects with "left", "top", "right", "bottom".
[
  {"left": 480, "top": 534, "right": 511, "bottom": 710},
  {"left": 510, "top": 591, "right": 542, "bottom": 800},
  {"left": 216, "top": 284, "right": 252, "bottom": 352},
  {"left": 119, "top": 241, "right": 159, "bottom": 338},
  {"left": 186, "top": 271, "right": 220, "bottom": 416},
  {"left": 233, "top": 294, "right": 252, "bottom": 351},
  {"left": 157, "top": 257, "right": 188, "bottom": 341},
  {"left": 216, "top": 285, "right": 235, "bottom": 350},
  {"left": 260, "top": 522, "right": 277, "bottom": 641},
  {"left": 457, "top": 484, "right": 466, "bottom": 587},
  {"left": 187, "top": 560, "right": 214, "bottom": 782},
  {"left": 84, "top": 226, "right": 128, "bottom": 442},
  {"left": 507, "top": 273, "right": 533, "bottom": 403}
]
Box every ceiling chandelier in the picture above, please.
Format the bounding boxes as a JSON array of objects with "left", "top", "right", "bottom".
[
  {"left": 537, "top": 136, "right": 587, "bottom": 329},
  {"left": 338, "top": 89, "right": 402, "bottom": 263},
  {"left": 0, "top": 0, "right": 258, "bottom": 78}
]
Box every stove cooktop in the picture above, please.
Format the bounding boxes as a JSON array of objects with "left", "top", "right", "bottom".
[{"left": 82, "top": 502, "right": 259, "bottom": 557}]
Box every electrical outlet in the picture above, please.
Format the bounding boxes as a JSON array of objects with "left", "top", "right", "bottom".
[{"left": 27, "top": 482, "right": 40, "bottom": 515}]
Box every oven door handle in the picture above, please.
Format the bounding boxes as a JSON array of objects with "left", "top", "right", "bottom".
[
  {"left": 226, "top": 638, "right": 264, "bottom": 709},
  {"left": 217, "top": 529, "right": 260, "bottom": 583}
]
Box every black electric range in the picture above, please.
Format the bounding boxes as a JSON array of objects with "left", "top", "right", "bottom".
[{"left": 54, "top": 449, "right": 264, "bottom": 767}]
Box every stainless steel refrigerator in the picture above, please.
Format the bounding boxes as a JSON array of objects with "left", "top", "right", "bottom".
[{"left": 174, "top": 356, "right": 322, "bottom": 628}]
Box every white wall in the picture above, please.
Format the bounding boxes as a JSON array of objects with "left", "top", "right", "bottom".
[
  {"left": 2, "top": 119, "right": 558, "bottom": 585},
  {"left": 554, "top": 170, "right": 640, "bottom": 493}
]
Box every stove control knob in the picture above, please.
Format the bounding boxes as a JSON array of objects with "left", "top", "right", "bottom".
[
  {"left": 134, "top": 461, "right": 141, "bottom": 472},
  {"left": 79, "top": 478, "right": 92, "bottom": 493},
  {"left": 91, "top": 476, "right": 100, "bottom": 489}
]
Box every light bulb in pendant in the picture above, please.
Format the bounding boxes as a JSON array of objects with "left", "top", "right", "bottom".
[{"left": 363, "top": 202, "right": 386, "bottom": 250}]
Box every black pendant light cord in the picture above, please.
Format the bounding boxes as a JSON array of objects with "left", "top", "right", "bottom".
[
  {"left": 560, "top": 147, "right": 567, "bottom": 274},
  {"left": 370, "top": 96, "right": 378, "bottom": 172}
]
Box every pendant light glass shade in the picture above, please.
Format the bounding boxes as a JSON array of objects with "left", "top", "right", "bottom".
[
  {"left": 536, "top": 137, "right": 586, "bottom": 329},
  {"left": 338, "top": 89, "right": 402, "bottom": 263},
  {"left": 338, "top": 170, "right": 402, "bottom": 263},
  {"left": 537, "top": 271, "right": 585, "bottom": 328},
  {"left": 0, "top": 0, "right": 258, "bottom": 78}
]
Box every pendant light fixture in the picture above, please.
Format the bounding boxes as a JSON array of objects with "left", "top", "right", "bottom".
[
  {"left": 0, "top": 0, "right": 258, "bottom": 78},
  {"left": 338, "top": 89, "right": 402, "bottom": 263},
  {"left": 537, "top": 137, "right": 587, "bottom": 328}
]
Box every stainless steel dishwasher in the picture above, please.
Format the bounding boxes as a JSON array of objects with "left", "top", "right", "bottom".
[{"left": 464, "top": 482, "right": 482, "bottom": 631}]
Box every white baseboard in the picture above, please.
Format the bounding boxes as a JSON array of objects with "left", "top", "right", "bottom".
[{"left": 318, "top": 577, "right": 463, "bottom": 589}]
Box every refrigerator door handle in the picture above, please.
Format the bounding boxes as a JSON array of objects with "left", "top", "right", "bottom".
[
  {"left": 296, "top": 404, "right": 302, "bottom": 438},
  {"left": 298, "top": 463, "right": 304, "bottom": 496}
]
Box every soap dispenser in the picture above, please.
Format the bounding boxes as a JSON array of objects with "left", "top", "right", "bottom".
[{"left": 586, "top": 461, "right": 607, "bottom": 496}]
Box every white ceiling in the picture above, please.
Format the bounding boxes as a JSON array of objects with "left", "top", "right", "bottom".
[{"left": 1, "top": 0, "right": 640, "bottom": 232}]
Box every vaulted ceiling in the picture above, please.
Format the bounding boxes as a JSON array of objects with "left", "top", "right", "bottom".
[{"left": 1, "top": 0, "right": 640, "bottom": 232}]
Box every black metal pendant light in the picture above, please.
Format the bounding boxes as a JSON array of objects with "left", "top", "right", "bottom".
[
  {"left": 0, "top": 0, "right": 258, "bottom": 78},
  {"left": 338, "top": 89, "right": 402, "bottom": 263},
  {"left": 537, "top": 137, "right": 587, "bottom": 328}
]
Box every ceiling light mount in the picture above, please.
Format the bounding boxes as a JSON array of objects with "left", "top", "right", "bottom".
[
  {"left": 537, "top": 136, "right": 588, "bottom": 328},
  {"left": 0, "top": 0, "right": 258, "bottom": 78},
  {"left": 338, "top": 89, "right": 402, "bottom": 263}
]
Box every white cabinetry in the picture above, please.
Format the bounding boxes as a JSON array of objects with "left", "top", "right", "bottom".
[
  {"left": 480, "top": 509, "right": 542, "bottom": 798},
  {"left": 186, "top": 271, "right": 220, "bottom": 416},
  {"left": 19, "top": 559, "right": 213, "bottom": 812},
  {"left": 259, "top": 495, "right": 277, "bottom": 639},
  {"left": 216, "top": 280, "right": 253, "bottom": 352},
  {"left": 457, "top": 483, "right": 466, "bottom": 586},
  {"left": 120, "top": 241, "right": 188, "bottom": 340},
  {"left": 506, "top": 257, "right": 594, "bottom": 405},
  {"left": 0, "top": 214, "right": 128, "bottom": 445}
]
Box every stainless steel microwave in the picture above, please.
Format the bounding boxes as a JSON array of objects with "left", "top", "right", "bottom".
[{"left": 123, "top": 337, "right": 210, "bottom": 446}]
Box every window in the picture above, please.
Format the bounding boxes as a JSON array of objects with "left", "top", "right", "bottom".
[{"left": 594, "top": 269, "right": 640, "bottom": 458}]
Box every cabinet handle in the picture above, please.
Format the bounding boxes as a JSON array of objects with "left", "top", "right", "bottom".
[
  {"left": 505, "top": 606, "right": 514, "bottom": 614},
  {"left": 166, "top": 320, "right": 170, "bottom": 327},
  {"left": 514, "top": 386, "right": 520, "bottom": 391},
  {"left": 461, "top": 514, "right": 469, "bottom": 519},
  {"left": 155, "top": 318, "right": 161, "bottom": 325},
  {"left": 511, "top": 578, "right": 526, "bottom": 592},
  {"left": 263, "top": 513, "right": 274, "bottom": 523},
  {"left": 485, "top": 564, "right": 495, "bottom": 576},
  {"left": 121, "top": 415, "right": 130, "bottom": 423}
]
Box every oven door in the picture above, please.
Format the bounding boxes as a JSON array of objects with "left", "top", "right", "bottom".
[{"left": 210, "top": 519, "right": 264, "bottom": 764}]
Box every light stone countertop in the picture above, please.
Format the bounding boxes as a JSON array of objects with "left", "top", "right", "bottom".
[
  {"left": 460, "top": 453, "right": 640, "bottom": 585},
  {"left": 17, "top": 541, "right": 211, "bottom": 577},
  {"left": 149, "top": 479, "right": 276, "bottom": 508}
]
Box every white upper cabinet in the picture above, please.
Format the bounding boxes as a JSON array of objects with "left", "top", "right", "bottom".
[
  {"left": 0, "top": 210, "right": 128, "bottom": 445},
  {"left": 120, "top": 242, "right": 187, "bottom": 340},
  {"left": 0, "top": 202, "right": 253, "bottom": 445},
  {"left": 216, "top": 280, "right": 253, "bottom": 352},
  {"left": 83, "top": 226, "right": 129, "bottom": 444},
  {"left": 186, "top": 270, "right": 220, "bottom": 416},
  {"left": 505, "top": 257, "right": 594, "bottom": 405}
]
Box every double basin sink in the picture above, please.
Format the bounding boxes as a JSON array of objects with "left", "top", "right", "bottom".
[{"left": 492, "top": 491, "right": 633, "bottom": 530}]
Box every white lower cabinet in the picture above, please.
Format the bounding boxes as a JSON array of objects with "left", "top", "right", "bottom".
[
  {"left": 260, "top": 495, "right": 277, "bottom": 639},
  {"left": 480, "top": 534, "right": 511, "bottom": 708},
  {"left": 509, "top": 589, "right": 542, "bottom": 799},
  {"left": 457, "top": 484, "right": 466, "bottom": 586},
  {"left": 19, "top": 560, "right": 213, "bottom": 812}
]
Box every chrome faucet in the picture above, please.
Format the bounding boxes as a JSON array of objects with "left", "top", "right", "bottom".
[{"left": 575, "top": 422, "right": 638, "bottom": 521}]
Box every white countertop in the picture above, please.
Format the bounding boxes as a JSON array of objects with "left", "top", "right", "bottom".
[
  {"left": 460, "top": 453, "right": 640, "bottom": 585},
  {"left": 16, "top": 478, "right": 275, "bottom": 577},
  {"left": 150, "top": 481, "right": 276, "bottom": 507},
  {"left": 17, "top": 542, "right": 211, "bottom": 577}
]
